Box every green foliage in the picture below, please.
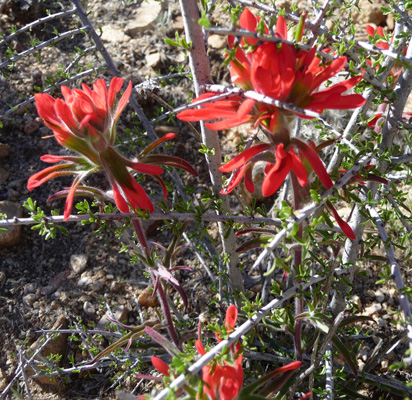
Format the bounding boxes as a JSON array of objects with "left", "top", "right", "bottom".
[{"left": 23, "top": 198, "right": 69, "bottom": 239}]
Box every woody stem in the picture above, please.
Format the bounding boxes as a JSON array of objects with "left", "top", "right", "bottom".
[{"left": 291, "top": 172, "right": 304, "bottom": 362}]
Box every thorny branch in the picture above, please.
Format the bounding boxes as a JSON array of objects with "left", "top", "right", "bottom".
[
  {"left": 367, "top": 205, "right": 412, "bottom": 363},
  {"left": 179, "top": 0, "right": 244, "bottom": 293}
]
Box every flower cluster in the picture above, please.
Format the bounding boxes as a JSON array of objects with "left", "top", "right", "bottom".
[
  {"left": 195, "top": 305, "right": 243, "bottom": 400},
  {"left": 28, "top": 78, "right": 197, "bottom": 220},
  {"left": 150, "top": 305, "right": 307, "bottom": 399},
  {"left": 178, "top": 9, "right": 366, "bottom": 239},
  {"left": 178, "top": 9, "right": 365, "bottom": 132},
  {"left": 151, "top": 305, "right": 243, "bottom": 400}
]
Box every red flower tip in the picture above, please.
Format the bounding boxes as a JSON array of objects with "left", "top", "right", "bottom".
[
  {"left": 225, "top": 305, "right": 238, "bottom": 332},
  {"left": 327, "top": 201, "right": 356, "bottom": 240},
  {"left": 195, "top": 339, "right": 207, "bottom": 356},
  {"left": 151, "top": 356, "right": 170, "bottom": 377}
]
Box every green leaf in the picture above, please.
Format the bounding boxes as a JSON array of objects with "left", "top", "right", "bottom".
[{"left": 198, "top": 12, "right": 212, "bottom": 28}]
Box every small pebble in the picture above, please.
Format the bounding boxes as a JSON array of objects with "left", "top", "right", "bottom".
[
  {"left": 380, "top": 360, "right": 389, "bottom": 372},
  {"left": 23, "top": 293, "right": 36, "bottom": 307},
  {"left": 90, "top": 280, "right": 104, "bottom": 292},
  {"left": 375, "top": 289, "right": 385, "bottom": 303},
  {"left": 78, "top": 277, "right": 93, "bottom": 287},
  {"left": 41, "top": 286, "right": 54, "bottom": 295},
  {"left": 24, "top": 283, "right": 35, "bottom": 295},
  {"left": 364, "top": 303, "right": 382, "bottom": 316},
  {"left": 83, "top": 301, "right": 95, "bottom": 315},
  {"left": 70, "top": 254, "right": 88, "bottom": 274}
]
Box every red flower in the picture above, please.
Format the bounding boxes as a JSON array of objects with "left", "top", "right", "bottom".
[
  {"left": 219, "top": 138, "right": 356, "bottom": 239},
  {"left": 151, "top": 356, "right": 171, "bottom": 377},
  {"left": 196, "top": 339, "right": 243, "bottom": 400},
  {"left": 219, "top": 139, "right": 332, "bottom": 196},
  {"left": 195, "top": 305, "right": 243, "bottom": 400},
  {"left": 178, "top": 9, "right": 365, "bottom": 131},
  {"left": 28, "top": 78, "right": 197, "bottom": 220},
  {"left": 227, "top": 8, "right": 272, "bottom": 89}
]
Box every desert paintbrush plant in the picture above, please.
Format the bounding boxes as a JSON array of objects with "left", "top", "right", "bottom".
[
  {"left": 177, "top": 9, "right": 366, "bottom": 240},
  {"left": 0, "top": 0, "right": 409, "bottom": 398},
  {"left": 28, "top": 77, "right": 197, "bottom": 220}
]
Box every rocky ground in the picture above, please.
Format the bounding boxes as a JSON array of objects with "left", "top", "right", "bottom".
[{"left": 0, "top": 0, "right": 411, "bottom": 399}]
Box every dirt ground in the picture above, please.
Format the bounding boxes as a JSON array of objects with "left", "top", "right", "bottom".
[{"left": 0, "top": 0, "right": 411, "bottom": 399}]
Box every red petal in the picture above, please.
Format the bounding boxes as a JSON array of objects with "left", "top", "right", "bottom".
[
  {"left": 35, "top": 93, "right": 59, "bottom": 125},
  {"left": 219, "top": 143, "right": 272, "bottom": 172},
  {"left": 122, "top": 177, "right": 154, "bottom": 213},
  {"left": 221, "top": 165, "right": 249, "bottom": 194},
  {"left": 54, "top": 98, "right": 79, "bottom": 132},
  {"left": 367, "top": 113, "right": 383, "bottom": 127},
  {"left": 27, "top": 165, "right": 74, "bottom": 190},
  {"left": 239, "top": 8, "right": 259, "bottom": 45},
  {"left": 130, "top": 162, "right": 163, "bottom": 175},
  {"left": 108, "top": 77, "right": 124, "bottom": 109},
  {"left": 139, "top": 133, "right": 176, "bottom": 157},
  {"left": 293, "top": 139, "right": 333, "bottom": 189},
  {"left": 114, "top": 81, "right": 132, "bottom": 122},
  {"left": 111, "top": 181, "right": 129, "bottom": 213},
  {"left": 269, "top": 361, "right": 302, "bottom": 376},
  {"left": 81, "top": 83, "right": 92, "bottom": 97},
  {"left": 237, "top": 98, "right": 255, "bottom": 118},
  {"left": 92, "top": 79, "right": 109, "bottom": 119},
  {"left": 261, "top": 157, "right": 290, "bottom": 196},
  {"left": 177, "top": 108, "right": 239, "bottom": 122},
  {"left": 327, "top": 201, "right": 356, "bottom": 239},
  {"left": 151, "top": 356, "right": 170, "bottom": 377},
  {"left": 288, "top": 149, "right": 307, "bottom": 187},
  {"left": 366, "top": 25, "right": 375, "bottom": 36},
  {"left": 152, "top": 175, "right": 168, "bottom": 199},
  {"left": 225, "top": 305, "right": 238, "bottom": 331},
  {"left": 312, "top": 57, "right": 347, "bottom": 89},
  {"left": 245, "top": 166, "right": 255, "bottom": 193},
  {"left": 205, "top": 114, "right": 253, "bottom": 130},
  {"left": 276, "top": 15, "right": 287, "bottom": 39},
  {"left": 195, "top": 339, "right": 206, "bottom": 356},
  {"left": 63, "top": 175, "right": 83, "bottom": 221},
  {"left": 142, "top": 155, "right": 198, "bottom": 176},
  {"left": 60, "top": 86, "right": 72, "bottom": 102},
  {"left": 40, "top": 155, "right": 79, "bottom": 163}
]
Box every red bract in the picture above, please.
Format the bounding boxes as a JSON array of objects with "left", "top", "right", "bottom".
[
  {"left": 219, "top": 139, "right": 355, "bottom": 239},
  {"left": 195, "top": 305, "right": 243, "bottom": 400},
  {"left": 151, "top": 356, "right": 171, "bottom": 377},
  {"left": 219, "top": 139, "right": 332, "bottom": 196},
  {"left": 178, "top": 9, "right": 365, "bottom": 131},
  {"left": 28, "top": 78, "right": 197, "bottom": 220},
  {"left": 227, "top": 8, "right": 272, "bottom": 89},
  {"left": 196, "top": 339, "right": 243, "bottom": 400},
  {"left": 366, "top": 25, "right": 390, "bottom": 50}
]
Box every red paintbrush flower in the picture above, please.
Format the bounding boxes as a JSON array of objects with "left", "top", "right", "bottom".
[
  {"left": 28, "top": 78, "right": 197, "bottom": 220},
  {"left": 196, "top": 305, "right": 243, "bottom": 400},
  {"left": 219, "top": 138, "right": 333, "bottom": 196},
  {"left": 178, "top": 9, "right": 365, "bottom": 132},
  {"left": 227, "top": 8, "right": 273, "bottom": 89},
  {"left": 219, "top": 138, "right": 356, "bottom": 239}
]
